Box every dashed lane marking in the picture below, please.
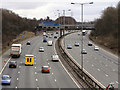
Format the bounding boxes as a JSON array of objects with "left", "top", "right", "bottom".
[
  {"left": 36, "top": 79, "right": 38, "bottom": 81},
  {"left": 97, "top": 69, "right": 100, "bottom": 71},
  {"left": 35, "top": 72, "right": 37, "bottom": 74},
  {"left": 17, "top": 78, "right": 19, "bottom": 80},
  {"left": 54, "top": 79, "right": 57, "bottom": 82},
  {"left": 105, "top": 74, "right": 108, "bottom": 77}
]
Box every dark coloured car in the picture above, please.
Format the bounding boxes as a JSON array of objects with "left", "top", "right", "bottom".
[
  {"left": 88, "top": 41, "right": 92, "bottom": 46},
  {"left": 54, "top": 36, "right": 57, "bottom": 38},
  {"left": 26, "top": 41, "right": 31, "bottom": 45},
  {"left": 9, "top": 61, "right": 17, "bottom": 68},
  {"left": 43, "top": 39, "right": 47, "bottom": 42}
]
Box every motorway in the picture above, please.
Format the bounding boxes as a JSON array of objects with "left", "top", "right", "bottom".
[
  {"left": 1, "top": 32, "right": 78, "bottom": 89},
  {"left": 64, "top": 31, "right": 118, "bottom": 88}
]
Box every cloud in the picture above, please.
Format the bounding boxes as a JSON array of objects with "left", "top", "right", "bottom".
[{"left": 1, "top": 0, "right": 119, "bottom": 21}]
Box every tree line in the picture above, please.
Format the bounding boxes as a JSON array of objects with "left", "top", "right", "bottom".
[{"left": 90, "top": 2, "right": 119, "bottom": 54}]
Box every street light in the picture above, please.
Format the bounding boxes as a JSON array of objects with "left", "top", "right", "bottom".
[
  {"left": 57, "top": 10, "right": 61, "bottom": 37},
  {"left": 71, "top": 2, "right": 93, "bottom": 76}
]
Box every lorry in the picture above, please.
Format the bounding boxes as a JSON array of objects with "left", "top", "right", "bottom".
[{"left": 10, "top": 44, "right": 22, "bottom": 58}]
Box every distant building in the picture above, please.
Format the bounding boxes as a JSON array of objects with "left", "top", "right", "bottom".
[{"left": 38, "top": 22, "right": 61, "bottom": 30}]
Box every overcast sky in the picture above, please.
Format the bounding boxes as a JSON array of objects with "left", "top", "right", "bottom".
[{"left": 1, "top": 0, "right": 119, "bottom": 22}]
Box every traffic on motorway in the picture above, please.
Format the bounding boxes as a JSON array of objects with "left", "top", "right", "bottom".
[
  {"left": 1, "top": 31, "right": 78, "bottom": 88},
  {"left": 1, "top": 30, "right": 118, "bottom": 89}
]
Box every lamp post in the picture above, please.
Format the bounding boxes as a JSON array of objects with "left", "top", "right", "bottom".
[
  {"left": 57, "top": 10, "right": 61, "bottom": 37},
  {"left": 71, "top": 2, "right": 93, "bottom": 76}
]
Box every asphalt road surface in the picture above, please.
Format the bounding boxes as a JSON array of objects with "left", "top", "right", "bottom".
[
  {"left": 64, "top": 31, "right": 118, "bottom": 88},
  {"left": 1, "top": 32, "right": 78, "bottom": 89}
]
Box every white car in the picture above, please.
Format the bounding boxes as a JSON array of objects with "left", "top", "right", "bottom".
[
  {"left": 47, "top": 41, "right": 53, "bottom": 46},
  {"left": 74, "top": 42, "right": 79, "bottom": 46},
  {"left": 52, "top": 54, "right": 59, "bottom": 61},
  {"left": 94, "top": 46, "right": 99, "bottom": 51},
  {"left": 39, "top": 47, "right": 44, "bottom": 52},
  {"left": 81, "top": 49, "right": 87, "bottom": 54}
]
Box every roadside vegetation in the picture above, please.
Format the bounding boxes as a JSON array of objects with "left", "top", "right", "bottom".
[
  {"left": 90, "top": 2, "right": 119, "bottom": 55},
  {"left": 2, "top": 9, "right": 39, "bottom": 53}
]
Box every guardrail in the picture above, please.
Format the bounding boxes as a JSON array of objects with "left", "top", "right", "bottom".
[{"left": 57, "top": 33, "right": 105, "bottom": 89}]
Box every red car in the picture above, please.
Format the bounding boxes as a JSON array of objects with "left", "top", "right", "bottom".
[{"left": 42, "top": 66, "right": 50, "bottom": 73}]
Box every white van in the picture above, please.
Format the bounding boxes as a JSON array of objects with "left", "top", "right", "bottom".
[
  {"left": 52, "top": 54, "right": 59, "bottom": 61},
  {"left": 47, "top": 40, "right": 53, "bottom": 46}
]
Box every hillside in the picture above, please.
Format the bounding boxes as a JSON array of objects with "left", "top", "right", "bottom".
[
  {"left": 90, "top": 3, "right": 119, "bottom": 54},
  {"left": 2, "top": 9, "right": 39, "bottom": 51}
]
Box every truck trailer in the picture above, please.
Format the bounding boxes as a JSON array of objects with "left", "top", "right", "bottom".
[{"left": 10, "top": 44, "right": 22, "bottom": 58}]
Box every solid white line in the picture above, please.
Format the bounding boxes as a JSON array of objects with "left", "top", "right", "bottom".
[
  {"left": 53, "top": 39, "right": 80, "bottom": 88},
  {"left": 0, "top": 57, "right": 11, "bottom": 74},
  {"left": 60, "top": 37, "right": 106, "bottom": 88}
]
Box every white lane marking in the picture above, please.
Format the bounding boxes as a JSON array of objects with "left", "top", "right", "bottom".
[
  {"left": 19, "top": 66, "right": 21, "bottom": 68},
  {"left": 34, "top": 62, "right": 36, "bottom": 64},
  {"left": 116, "top": 81, "right": 118, "bottom": 84},
  {"left": 18, "top": 71, "right": 20, "bottom": 74},
  {"left": 17, "top": 78, "right": 19, "bottom": 80},
  {"left": 97, "top": 69, "right": 100, "bottom": 71},
  {"left": 15, "top": 86, "right": 17, "bottom": 88},
  {"left": 113, "top": 69, "right": 115, "bottom": 72},
  {"left": 20, "top": 62, "right": 22, "bottom": 64},
  {"left": 48, "top": 63, "right": 49, "bottom": 65},
  {"left": 0, "top": 57, "right": 11, "bottom": 74},
  {"left": 105, "top": 64, "right": 108, "bottom": 67},
  {"left": 52, "top": 73, "right": 53, "bottom": 75},
  {"left": 54, "top": 79, "right": 57, "bottom": 82},
  {"left": 35, "top": 72, "right": 37, "bottom": 74},
  {"left": 36, "top": 79, "right": 38, "bottom": 81},
  {"left": 92, "top": 64, "right": 94, "bottom": 67},
  {"left": 35, "top": 67, "right": 36, "bottom": 69},
  {"left": 105, "top": 74, "right": 108, "bottom": 77},
  {"left": 60, "top": 37, "right": 106, "bottom": 88},
  {"left": 53, "top": 39, "right": 81, "bottom": 88}
]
